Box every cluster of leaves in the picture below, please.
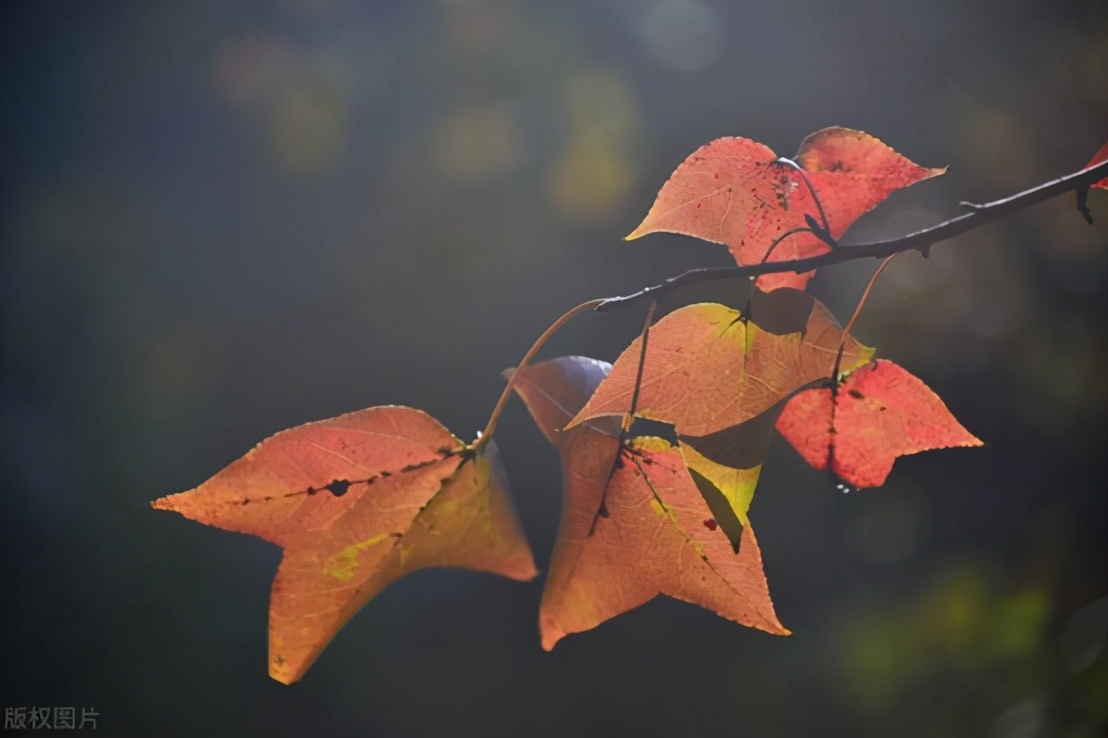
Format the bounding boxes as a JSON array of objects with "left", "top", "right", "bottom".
[{"left": 154, "top": 127, "right": 1107, "bottom": 684}]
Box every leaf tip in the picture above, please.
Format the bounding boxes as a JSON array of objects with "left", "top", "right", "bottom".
[
  {"left": 268, "top": 663, "right": 299, "bottom": 686},
  {"left": 756, "top": 603, "right": 791, "bottom": 637},
  {"left": 150, "top": 493, "right": 184, "bottom": 512},
  {"left": 538, "top": 610, "right": 569, "bottom": 651},
  {"left": 540, "top": 628, "right": 564, "bottom": 652},
  {"left": 510, "top": 559, "right": 541, "bottom": 583},
  {"left": 623, "top": 225, "right": 646, "bottom": 242}
]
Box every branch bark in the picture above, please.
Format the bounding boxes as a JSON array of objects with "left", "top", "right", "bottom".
[{"left": 596, "top": 159, "right": 1108, "bottom": 313}]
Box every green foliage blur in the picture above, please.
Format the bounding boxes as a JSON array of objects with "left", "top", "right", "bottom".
[{"left": 1, "top": 1, "right": 1105, "bottom": 736}]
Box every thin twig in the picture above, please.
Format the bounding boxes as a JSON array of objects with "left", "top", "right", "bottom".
[
  {"left": 773, "top": 157, "right": 831, "bottom": 233},
  {"left": 475, "top": 297, "right": 604, "bottom": 450},
  {"left": 625, "top": 300, "right": 658, "bottom": 429},
  {"left": 840, "top": 253, "right": 899, "bottom": 345},
  {"left": 760, "top": 225, "right": 818, "bottom": 265},
  {"left": 596, "top": 160, "right": 1108, "bottom": 313},
  {"left": 591, "top": 299, "right": 658, "bottom": 533}
]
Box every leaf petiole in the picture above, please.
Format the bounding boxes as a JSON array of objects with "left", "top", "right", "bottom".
[
  {"left": 591, "top": 299, "right": 657, "bottom": 533},
  {"left": 474, "top": 298, "right": 604, "bottom": 451},
  {"left": 772, "top": 156, "right": 832, "bottom": 234}
]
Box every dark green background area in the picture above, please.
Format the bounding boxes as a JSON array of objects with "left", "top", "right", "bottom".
[{"left": 2, "top": 1, "right": 1105, "bottom": 736}]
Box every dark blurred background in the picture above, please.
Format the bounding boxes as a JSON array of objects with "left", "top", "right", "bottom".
[{"left": 2, "top": 1, "right": 1106, "bottom": 736}]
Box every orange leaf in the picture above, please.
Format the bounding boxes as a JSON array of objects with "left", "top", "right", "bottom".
[
  {"left": 509, "top": 358, "right": 787, "bottom": 650},
  {"left": 1086, "top": 141, "right": 1108, "bottom": 190},
  {"left": 152, "top": 406, "right": 536, "bottom": 684},
  {"left": 627, "top": 127, "right": 944, "bottom": 290},
  {"left": 568, "top": 288, "right": 874, "bottom": 437},
  {"left": 549, "top": 435, "right": 787, "bottom": 650},
  {"left": 775, "top": 360, "right": 983, "bottom": 489}
]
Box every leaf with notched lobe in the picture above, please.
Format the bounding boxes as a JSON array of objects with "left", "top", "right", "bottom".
[
  {"left": 775, "top": 360, "right": 983, "bottom": 489},
  {"left": 508, "top": 357, "right": 787, "bottom": 650},
  {"left": 626, "top": 127, "right": 944, "bottom": 290},
  {"left": 152, "top": 406, "right": 536, "bottom": 684},
  {"left": 567, "top": 288, "right": 874, "bottom": 437}
]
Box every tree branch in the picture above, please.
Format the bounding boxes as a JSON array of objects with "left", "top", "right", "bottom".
[{"left": 596, "top": 159, "right": 1108, "bottom": 312}]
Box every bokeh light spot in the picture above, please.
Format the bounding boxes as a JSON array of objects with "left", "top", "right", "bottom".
[
  {"left": 268, "top": 74, "right": 348, "bottom": 176},
  {"left": 547, "top": 133, "right": 633, "bottom": 222},
  {"left": 433, "top": 104, "right": 525, "bottom": 183}
]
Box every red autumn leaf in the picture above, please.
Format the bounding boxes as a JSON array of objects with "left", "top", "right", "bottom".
[
  {"left": 151, "top": 406, "right": 536, "bottom": 684},
  {"left": 774, "top": 360, "right": 983, "bottom": 489},
  {"left": 568, "top": 288, "right": 874, "bottom": 437},
  {"left": 1086, "top": 141, "right": 1108, "bottom": 189},
  {"left": 508, "top": 357, "right": 787, "bottom": 650},
  {"left": 626, "top": 126, "right": 944, "bottom": 290}
]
